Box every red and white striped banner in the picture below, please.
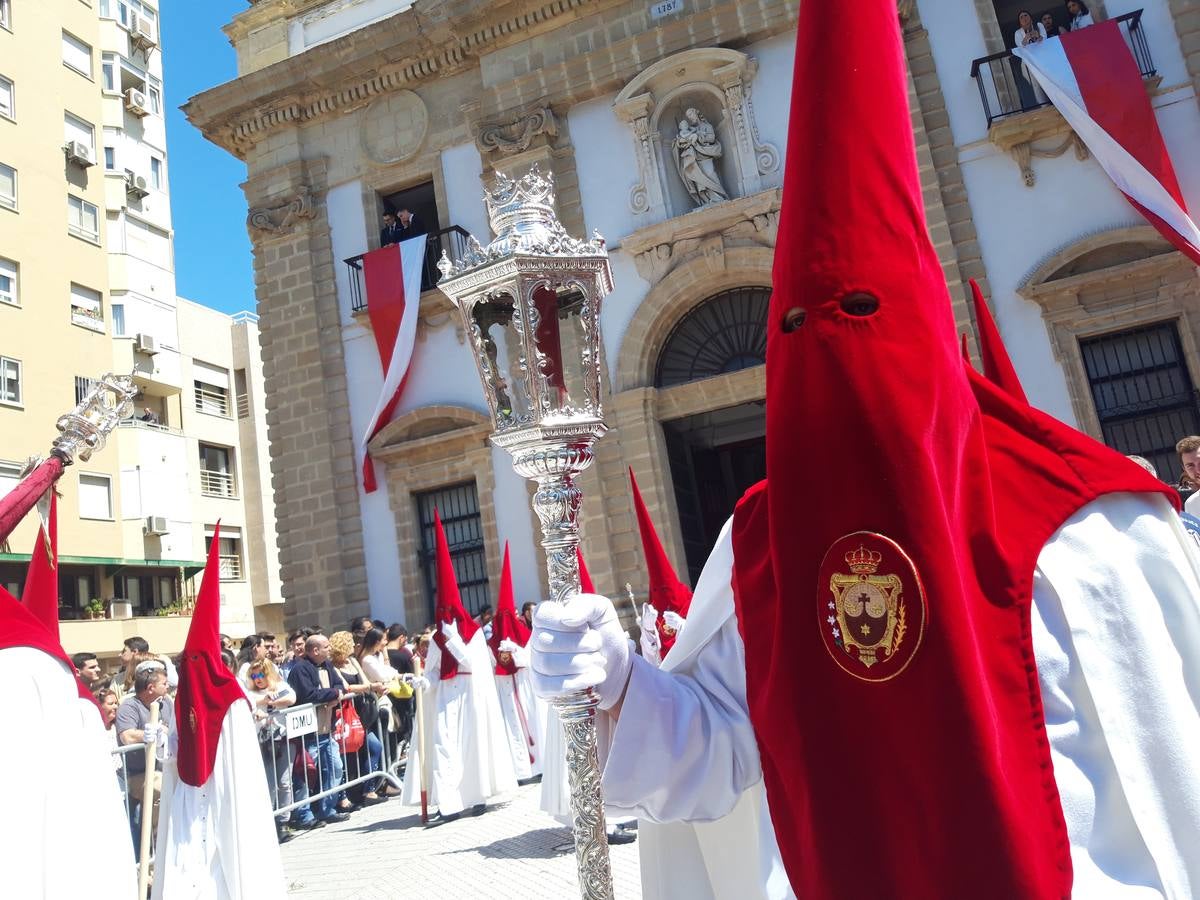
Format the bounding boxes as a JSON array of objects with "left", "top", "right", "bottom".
[
  {"left": 360, "top": 235, "right": 427, "bottom": 493},
  {"left": 1016, "top": 20, "right": 1200, "bottom": 265}
]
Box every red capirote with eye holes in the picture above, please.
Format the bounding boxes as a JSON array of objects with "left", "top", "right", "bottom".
[{"left": 728, "top": 0, "right": 1173, "bottom": 896}]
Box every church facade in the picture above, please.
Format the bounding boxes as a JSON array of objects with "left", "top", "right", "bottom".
[{"left": 187, "top": 0, "right": 1200, "bottom": 630}]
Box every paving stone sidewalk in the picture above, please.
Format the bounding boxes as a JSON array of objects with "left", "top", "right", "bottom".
[{"left": 280, "top": 782, "right": 643, "bottom": 899}]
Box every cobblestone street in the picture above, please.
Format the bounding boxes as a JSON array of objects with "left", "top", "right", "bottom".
[{"left": 280, "top": 782, "right": 643, "bottom": 899}]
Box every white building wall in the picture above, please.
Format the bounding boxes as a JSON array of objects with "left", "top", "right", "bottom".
[
  {"left": 334, "top": 31, "right": 802, "bottom": 618},
  {"left": 918, "top": 0, "right": 1200, "bottom": 421}
]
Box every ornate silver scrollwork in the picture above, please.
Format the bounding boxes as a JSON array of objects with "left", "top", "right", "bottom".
[{"left": 52, "top": 373, "right": 136, "bottom": 465}]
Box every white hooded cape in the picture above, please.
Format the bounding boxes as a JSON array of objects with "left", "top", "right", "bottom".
[
  {"left": 402, "top": 629, "right": 517, "bottom": 815},
  {"left": 495, "top": 648, "right": 546, "bottom": 781},
  {"left": 151, "top": 701, "right": 286, "bottom": 899},
  {"left": 605, "top": 494, "right": 1200, "bottom": 899},
  {"left": 0, "top": 647, "right": 138, "bottom": 899}
]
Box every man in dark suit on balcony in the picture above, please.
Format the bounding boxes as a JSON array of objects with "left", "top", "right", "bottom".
[
  {"left": 379, "top": 210, "right": 402, "bottom": 247},
  {"left": 396, "top": 207, "right": 427, "bottom": 240}
]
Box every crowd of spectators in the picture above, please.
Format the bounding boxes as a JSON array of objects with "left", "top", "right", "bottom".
[{"left": 73, "top": 620, "right": 444, "bottom": 846}]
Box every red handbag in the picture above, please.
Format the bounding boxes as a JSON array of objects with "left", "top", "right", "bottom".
[{"left": 332, "top": 698, "right": 366, "bottom": 753}]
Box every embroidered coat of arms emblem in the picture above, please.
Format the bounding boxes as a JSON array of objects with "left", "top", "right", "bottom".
[{"left": 817, "top": 531, "right": 926, "bottom": 682}]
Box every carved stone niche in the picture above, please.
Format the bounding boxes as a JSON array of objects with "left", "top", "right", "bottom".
[{"left": 614, "top": 47, "right": 779, "bottom": 225}]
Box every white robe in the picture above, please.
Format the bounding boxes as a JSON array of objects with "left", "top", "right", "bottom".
[
  {"left": 151, "top": 702, "right": 286, "bottom": 900},
  {"left": 402, "top": 629, "right": 517, "bottom": 815},
  {"left": 495, "top": 656, "right": 545, "bottom": 780},
  {"left": 603, "top": 494, "right": 1200, "bottom": 899},
  {"left": 0, "top": 647, "right": 138, "bottom": 899}
]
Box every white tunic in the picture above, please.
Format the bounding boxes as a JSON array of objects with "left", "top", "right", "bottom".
[
  {"left": 602, "top": 494, "right": 1200, "bottom": 899},
  {"left": 0, "top": 647, "right": 138, "bottom": 899},
  {"left": 495, "top": 654, "right": 545, "bottom": 781},
  {"left": 402, "top": 629, "right": 518, "bottom": 815},
  {"left": 151, "top": 702, "right": 286, "bottom": 900}
]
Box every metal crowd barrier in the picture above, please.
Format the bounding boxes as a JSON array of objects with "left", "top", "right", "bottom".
[{"left": 259, "top": 696, "right": 408, "bottom": 820}]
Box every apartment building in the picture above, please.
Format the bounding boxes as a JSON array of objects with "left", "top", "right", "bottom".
[{"left": 0, "top": 1, "right": 283, "bottom": 662}]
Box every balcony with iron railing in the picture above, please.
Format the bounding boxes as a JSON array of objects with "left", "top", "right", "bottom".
[
  {"left": 970, "top": 11, "right": 1156, "bottom": 128},
  {"left": 345, "top": 225, "right": 472, "bottom": 314},
  {"left": 194, "top": 385, "right": 231, "bottom": 417},
  {"left": 199, "top": 469, "right": 238, "bottom": 499},
  {"left": 218, "top": 553, "right": 243, "bottom": 580}
]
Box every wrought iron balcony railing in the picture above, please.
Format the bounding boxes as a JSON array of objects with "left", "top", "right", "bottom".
[
  {"left": 345, "top": 225, "right": 472, "bottom": 314},
  {"left": 200, "top": 469, "right": 237, "bottom": 498},
  {"left": 970, "top": 10, "right": 1155, "bottom": 127}
]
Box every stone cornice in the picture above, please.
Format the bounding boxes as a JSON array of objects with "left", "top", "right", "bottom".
[{"left": 187, "top": 0, "right": 623, "bottom": 158}]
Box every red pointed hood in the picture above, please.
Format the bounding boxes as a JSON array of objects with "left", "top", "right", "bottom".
[
  {"left": 728, "top": 0, "right": 1170, "bottom": 894},
  {"left": 576, "top": 546, "right": 595, "bottom": 593},
  {"left": 630, "top": 468, "right": 692, "bottom": 655},
  {"left": 175, "top": 524, "right": 249, "bottom": 787},
  {"left": 489, "top": 543, "right": 529, "bottom": 675},
  {"left": 0, "top": 582, "right": 94, "bottom": 705},
  {"left": 432, "top": 509, "right": 479, "bottom": 679},
  {"left": 22, "top": 491, "right": 59, "bottom": 640},
  {"left": 969, "top": 279, "right": 1028, "bottom": 403}
]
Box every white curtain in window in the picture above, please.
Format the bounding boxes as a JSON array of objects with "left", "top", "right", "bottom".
[
  {"left": 61, "top": 33, "right": 92, "bottom": 75},
  {"left": 193, "top": 360, "right": 230, "bottom": 389},
  {"left": 0, "top": 164, "right": 15, "bottom": 203},
  {"left": 78, "top": 474, "right": 112, "bottom": 519},
  {"left": 0, "top": 257, "right": 15, "bottom": 305},
  {"left": 0, "top": 462, "right": 19, "bottom": 498},
  {"left": 64, "top": 113, "right": 94, "bottom": 150}
]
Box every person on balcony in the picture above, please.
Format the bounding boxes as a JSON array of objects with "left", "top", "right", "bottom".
[
  {"left": 379, "top": 210, "right": 402, "bottom": 247},
  {"left": 1014, "top": 10, "right": 1049, "bottom": 105},
  {"left": 1063, "top": 0, "right": 1094, "bottom": 32}
]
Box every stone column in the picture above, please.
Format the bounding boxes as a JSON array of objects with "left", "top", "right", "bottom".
[{"left": 245, "top": 155, "right": 369, "bottom": 630}]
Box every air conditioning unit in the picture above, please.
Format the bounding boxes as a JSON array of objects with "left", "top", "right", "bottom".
[
  {"left": 64, "top": 141, "right": 95, "bottom": 168},
  {"left": 130, "top": 14, "right": 157, "bottom": 51},
  {"left": 125, "top": 88, "right": 149, "bottom": 117},
  {"left": 144, "top": 515, "right": 169, "bottom": 536},
  {"left": 134, "top": 332, "right": 158, "bottom": 355},
  {"left": 125, "top": 170, "right": 149, "bottom": 199}
]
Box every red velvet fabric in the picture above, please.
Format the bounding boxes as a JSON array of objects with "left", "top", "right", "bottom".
[
  {"left": 23, "top": 492, "right": 60, "bottom": 641},
  {"left": 489, "top": 543, "right": 530, "bottom": 675},
  {"left": 0, "top": 455, "right": 63, "bottom": 547},
  {"left": 728, "top": 1, "right": 1174, "bottom": 896},
  {"left": 576, "top": 547, "right": 595, "bottom": 594},
  {"left": 970, "top": 279, "right": 1028, "bottom": 403},
  {"left": 629, "top": 468, "right": 692, "bottom": 657},
  {"left": 432, "top": 509, "right": 479, "bottom": 680},
  {"left": 175, "top": 524, "right": 250, "bottom": 787}
]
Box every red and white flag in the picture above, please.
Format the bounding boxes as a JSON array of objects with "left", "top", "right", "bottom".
[
  {"left": 1017, "top": 21, "right": 1200, "bottom": 265},
  {"left": 360, "top": 235, "right": 427, "bottom": 492}
]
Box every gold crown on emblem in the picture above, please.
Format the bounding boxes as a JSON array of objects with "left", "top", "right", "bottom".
[{"left": 845, "top": 545, "right": 883, "bottom": 574}]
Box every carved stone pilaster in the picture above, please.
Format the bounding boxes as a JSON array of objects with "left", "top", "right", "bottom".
[
  {"left": 475, "top": 106, "right": 559, "bottom": 157},
  {"left": 614, "top": 94, "right": 666, "bottom": 220},
  {"left": 247, "top": 188, "right": 317, "bottom": 236}
]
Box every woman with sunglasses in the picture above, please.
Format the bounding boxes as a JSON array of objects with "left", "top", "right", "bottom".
[{"left": 243, "top": 659, "right": 298, "bottom": 842}]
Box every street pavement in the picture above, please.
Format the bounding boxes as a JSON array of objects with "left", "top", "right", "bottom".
[{"left": 280, "top": 781, "right": 644, "bottom": 898}]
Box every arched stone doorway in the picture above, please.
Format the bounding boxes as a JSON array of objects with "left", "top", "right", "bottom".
[{"left": 655, "top": 286, "right": 770, "bottom": 580}]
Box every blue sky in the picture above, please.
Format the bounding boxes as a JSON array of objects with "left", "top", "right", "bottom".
[{"left": 162, "top": 1, "right": 253, "bottom": 315}]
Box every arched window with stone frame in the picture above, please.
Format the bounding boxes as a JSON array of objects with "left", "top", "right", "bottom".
[{"left": 1019, "top": 224, "right": 1200, "bottom": 481}]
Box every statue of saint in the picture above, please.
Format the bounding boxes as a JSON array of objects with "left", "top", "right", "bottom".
[{"left": 672, "top": 108, "right": 729, "bottom": 207}]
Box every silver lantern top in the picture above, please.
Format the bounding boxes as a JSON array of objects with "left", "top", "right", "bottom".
[{"left": 437, "top": 166, "right": 613, "bottom": 451}]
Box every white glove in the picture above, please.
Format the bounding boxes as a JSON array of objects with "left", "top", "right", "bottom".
[
  {"left": 412, "top": 675, "right": 431, "bottom": 692},
  {"left": 531, "top": 593, "right": 632, "bottom": 710},
  {"left": 662, "top": 611, "right": 686, "bottom": 633},
  {"left": 142, "top": 722, "right": 161, "bottom": 747},
  {"left": 639, "top": 601, "right": 661, "bottom": 662}
]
